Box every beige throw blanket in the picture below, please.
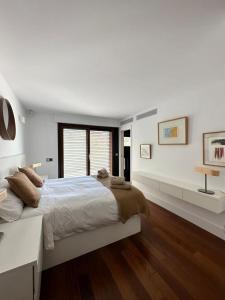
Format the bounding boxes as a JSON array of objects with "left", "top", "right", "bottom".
[{"left": 95, "top": 176, "right": 150, "bottom": 223}]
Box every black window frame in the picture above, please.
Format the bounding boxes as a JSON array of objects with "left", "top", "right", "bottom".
[{"left": 58, "top": 123, "right": 119, "bottom": 178}]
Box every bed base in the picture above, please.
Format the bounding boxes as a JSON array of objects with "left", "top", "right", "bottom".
[{"left": 43, "top": 215, "right": 141, "bottom": 270}]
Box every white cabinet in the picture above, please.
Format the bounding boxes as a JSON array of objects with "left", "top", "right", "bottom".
[
  {"left": 132, "top": 172, "right": 160, "bottom": 190},
  {"left": 182, "top": 189, "right": 225, "bottom": 214},
  {"left": 159, "top": 182, "right": 183, "bottom": 199},
  {"left": 132, "top": 171, "right": 225, "bottom": 213},
  {"left": 0, "top": 265, "right": 33, "bottom": 300},
  {"left": 0, "top": 216, "right": 43, "bottom": 300}
]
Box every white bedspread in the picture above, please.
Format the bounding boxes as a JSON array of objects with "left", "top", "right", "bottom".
[{"left": 21, "top": 176, "right": 119, "bottom": 250}]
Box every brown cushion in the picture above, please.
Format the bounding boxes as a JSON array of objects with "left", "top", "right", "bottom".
[
  {"left": 5, "top": 172, "right": 40, "bottom": 208},
  {"left": 18, "top": 167, "right": 43, "bottom": 187}
]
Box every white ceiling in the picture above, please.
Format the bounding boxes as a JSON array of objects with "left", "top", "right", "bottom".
[{"left": 0, "top": 0, "right": 225, "bottom": 119}]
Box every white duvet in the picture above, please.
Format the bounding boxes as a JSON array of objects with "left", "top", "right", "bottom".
[{"left": 21, "top": 176, "right": 119, "bottom": 250}]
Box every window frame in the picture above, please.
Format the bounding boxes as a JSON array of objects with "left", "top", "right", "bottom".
[{"left": 58, "top": 123, "right": 119, "bottom": 178}]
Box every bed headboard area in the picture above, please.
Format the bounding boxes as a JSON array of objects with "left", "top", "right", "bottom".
[{"left": 0, "top": 153, "right": 26, "bottom": 184}]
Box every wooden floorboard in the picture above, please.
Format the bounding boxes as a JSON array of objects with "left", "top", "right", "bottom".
[{"left": 41, "top": 202, "right": 225, "bottom": 300}]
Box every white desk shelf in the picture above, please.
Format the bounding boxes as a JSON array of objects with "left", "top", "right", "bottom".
[{"left": 132, "top": 171, "right": 225, "bottom": 214}]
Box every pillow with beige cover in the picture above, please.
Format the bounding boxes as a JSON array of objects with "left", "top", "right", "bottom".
[
  {"left": 5, "top": 172, "right": 40, "bottom": 208},
  {"left": 18, "top": 166, "right": 43, "bottom": 187}
]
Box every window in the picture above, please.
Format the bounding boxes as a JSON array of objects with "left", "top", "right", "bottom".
[
  {"left": 63, "top": 129, "right": 87, "bottom": 177},
  {"left": 90, "top": 130, "right": 112, "bottom": 175},
  {"left": 58, "top": 124, "right": 119, "bottom": 178}
]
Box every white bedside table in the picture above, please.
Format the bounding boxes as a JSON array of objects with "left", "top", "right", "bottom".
[{"left": 0, "top": 216, "right": 43, "bottom": 300}]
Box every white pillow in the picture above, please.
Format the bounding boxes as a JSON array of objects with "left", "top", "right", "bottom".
[{"left": 0, "top": 189, "right": 24, "bottom": 222}]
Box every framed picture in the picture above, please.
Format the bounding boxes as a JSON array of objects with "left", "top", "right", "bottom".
[
  {"left": 158, "top": 116, "right": 188, "bottom": 145},
  {"left": 140, "top": 144, "right": 151, "bottom": 159},
  {"left": 203, "top": 131, "right": 225, "bottom": 167}
]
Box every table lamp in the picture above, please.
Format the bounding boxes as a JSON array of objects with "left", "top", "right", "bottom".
[
  {"left": 195, "top": 166, "right": 220, "bottom": 195},
  {"left": 0, "top": 188, "right": 7, "bottom": 202},
  {"left": 29, "top": 162, "right": 42, "bottom": 170}
]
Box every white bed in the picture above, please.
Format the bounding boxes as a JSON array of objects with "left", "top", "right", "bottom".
[
  {"left": 21, "top": 176, "right": 121, "bottom": 250},
  {"left": 44, "top": 214, "right": 140, "bottom": 270},
  {"left": 26, "top": 176, "right": 140, "bottom": 270},
  {"left": 1, "top": 156, "right": 141, "bottom": 270}
]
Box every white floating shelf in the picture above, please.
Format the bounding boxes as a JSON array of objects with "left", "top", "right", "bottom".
[{"left": 132, "top": 171, "right": 225, "bottom": 214}]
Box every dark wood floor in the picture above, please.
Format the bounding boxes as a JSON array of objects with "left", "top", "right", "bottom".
[{"left": 41, "top": 202, "right": 225, "bottom": 300}]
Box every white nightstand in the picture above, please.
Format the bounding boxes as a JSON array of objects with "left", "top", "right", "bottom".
[{"left": 0, "top": 216, "right": 43, "bottom": 300}]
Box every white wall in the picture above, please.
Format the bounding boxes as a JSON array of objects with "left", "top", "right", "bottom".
[
  {"left": 130, "top": 80, "right": 225, "bottom": 190},
  {"left": 0, "top": 73, "right": 25, "bottom": 159},
  {"left": 121, "top": 80, "right": 225, "bottom": 239},
  {"left": 26, "top": 111, "right": 119, "bottom": 178}
]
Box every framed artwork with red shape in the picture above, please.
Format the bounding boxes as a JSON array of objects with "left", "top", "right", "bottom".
[{"left": 203, "top": 131, "right": 225, "bottom": 167}]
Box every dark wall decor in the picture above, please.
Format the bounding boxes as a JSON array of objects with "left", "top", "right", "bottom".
[
  {"left": 203, "top": 131, "right": 225, "bottom": 167},
  {"left": 0, "top": 97, "right": 16, "bottom": 140}
]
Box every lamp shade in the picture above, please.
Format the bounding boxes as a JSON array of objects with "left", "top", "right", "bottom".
[
  {"left": 0, "top": 188, "right": 7, "bottom": 202},
  {"left": 29, "top": 162, "right": 42, "bottom": 169},
  {"left": 195, "top": 166, "right": 220, "bottom": 177}
]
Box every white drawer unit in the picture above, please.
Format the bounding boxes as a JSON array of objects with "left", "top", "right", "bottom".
[
  {"left": 183, "top": 189, "right": 225, "bottom": 214},
  {"left": 0, "top": 216, "right": 43, "bottom": 300},
  {"left": 159, "top": 182, "right": 183, "bottom": 199},
  {"left": 132, "top": 171, "right": 225, "bottom": 214},
  {"left": 132, "top": 173, "right": 160, "bottom": 190}
]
